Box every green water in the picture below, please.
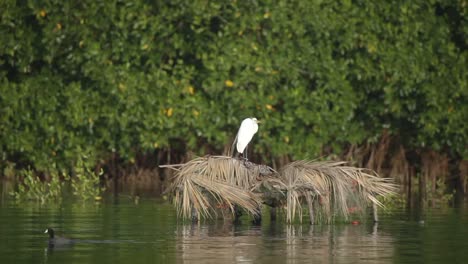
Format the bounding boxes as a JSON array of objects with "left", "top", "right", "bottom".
[{"left": 0, "top": 195, "right": 467, "bottom": 264}]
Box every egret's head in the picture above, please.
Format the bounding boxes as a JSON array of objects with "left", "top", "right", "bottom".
[{"left": 250, "top": 117, "right": 261, "bottom": 124}]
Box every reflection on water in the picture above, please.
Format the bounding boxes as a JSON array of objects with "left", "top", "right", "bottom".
[
  {"left": 0, "top": 194, "right": 466, "bottom": 264},
  {"left": 177, "top": 223, "right": 264, "bottom": 263},
  {"left": 176, "top": 222, "right": 394, "bottom": 264}
]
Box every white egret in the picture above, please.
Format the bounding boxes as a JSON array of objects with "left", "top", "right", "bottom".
[{"left": 234, "top": 117, "right": 260, "bottom": 159}]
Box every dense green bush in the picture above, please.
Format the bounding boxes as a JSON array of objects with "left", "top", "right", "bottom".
[{"left": 0, "top": 0, "right": 466, "bottom": 173}]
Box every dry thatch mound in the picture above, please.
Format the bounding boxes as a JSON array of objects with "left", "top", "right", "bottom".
[
  {"left": 163, "top": 156, "right": 264, "bottom": 220},
  {"left": 162, "top": 156, "right": 397, "bottom": 223},
  {"left": 278, "top": 160, "right": 397, "bottom": 223}
]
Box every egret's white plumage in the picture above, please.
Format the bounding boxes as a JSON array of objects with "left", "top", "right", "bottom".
[{"left": 235, "top": 117, "right": 259, "bottom": 155}]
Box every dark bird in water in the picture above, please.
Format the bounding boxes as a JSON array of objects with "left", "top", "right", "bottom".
[{"left": 44, "top": 228, "right": 75, "bottom": 247}]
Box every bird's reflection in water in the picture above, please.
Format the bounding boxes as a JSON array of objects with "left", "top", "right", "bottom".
[
  {"left": 176, "top": 221, "right": 394, "bottom": 264},
  {"left": 43, "top": 238, "right": 75, "bottom": 264},
  {"left": 177, "top": 222, "right": 263, "bottom": 264},
  {"left": 44, "top": 240, "right": 75, "bottom": 253}
]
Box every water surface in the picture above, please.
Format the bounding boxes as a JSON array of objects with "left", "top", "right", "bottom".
[{"left": 0, "top": 196, "right": 466, "bottom": 264}]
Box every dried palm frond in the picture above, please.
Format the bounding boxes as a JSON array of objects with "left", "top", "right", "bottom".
[
  {"left": 164, "top": 155, "right": 263, "bottom": 219},
  {"left": 162, "top": 155, "right": 398, "bottom": 223},
  {"left": 279, "top": 160, "right": 398, "bottom": 223}
]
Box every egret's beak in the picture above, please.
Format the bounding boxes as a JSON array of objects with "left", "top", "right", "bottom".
[{"left": 256, "top": 120, "right": 262, "bottom": 124}]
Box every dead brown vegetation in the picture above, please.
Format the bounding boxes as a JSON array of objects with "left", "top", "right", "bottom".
[{"left": 162, "top": 156, "right": 397, "bottom": 223}]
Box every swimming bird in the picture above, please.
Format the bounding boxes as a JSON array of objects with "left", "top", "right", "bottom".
[{"left": 44, "top": 228, "right": 74, "bottom": 247}]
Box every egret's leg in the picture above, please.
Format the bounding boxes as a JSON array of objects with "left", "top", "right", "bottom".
[{"left": 231, "top": 134, "right": 239, "bottom": 157}]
